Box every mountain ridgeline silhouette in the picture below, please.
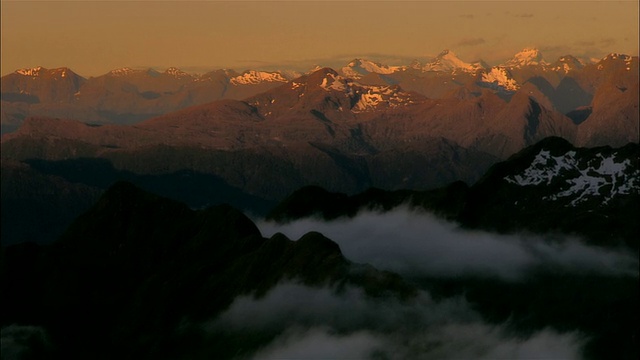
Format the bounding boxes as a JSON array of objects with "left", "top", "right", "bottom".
[
  {"left": 268, "top": 137, "right": 640, "bottom": 249},
  {"left": 1, "top": 182, "right": 415, "bottom": 359},
  {"left": 2, "top": 162, "right": 638, "bottom": 359}
]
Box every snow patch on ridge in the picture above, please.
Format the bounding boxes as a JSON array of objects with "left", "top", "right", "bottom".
[
  {"left": 505, "top": 150, "right": 640, "bottom": 206},
  {"left": 505, "top": 48, "right": 548, "bottom": 68},
  {"left": 230, "top": 71, "right": 288, "bottom": 85},
  {"left": 421, "top": 50, "right": 484, "bottom": 73},
  {"left": 550, "top": 56, "right": 585, "bottom": 73},
  {"left": 320, "top": 73, "right": 351, "bottom": 93},
  {"left": 319, "top": 72, "right": 417, "bottom": 111},
  {"left": 342, "top": 58, "right": 404, "bottom": 79},
  {"left": 16, "top": 67, "right": 44, "bottom": 76},
  {"left": 354, "top": 85, "right": 415, "bottom": 111},
  {"left": 109, "top": 68, "right": 137, "bottom": 76},
  {"left": 481, "top": 67, "right": 519, "bottom": 91},
  {"left": 165, "top": 67, "right": 191, "bottom": 78}
]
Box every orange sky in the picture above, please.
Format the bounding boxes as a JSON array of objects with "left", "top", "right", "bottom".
[{"left": 1, "top": 1, "right": 638, "bottom": 76}]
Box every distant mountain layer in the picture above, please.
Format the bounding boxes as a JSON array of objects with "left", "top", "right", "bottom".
[
  {"left": 0, "top": 66, "right": 294, "bottom": 134},
  {"left": 2, "top": 49, "right": 637, "bottom": 143},
  {"left": 1, "top": 59, "right": 636, "bottom": 247}
]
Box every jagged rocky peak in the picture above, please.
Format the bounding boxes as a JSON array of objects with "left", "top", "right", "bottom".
[
  {"left": 421, "top": 49, "right": 484, "bottom": 73},
  {"left": 503, "top": 139, "right": 640, "bottom": 207},
  {"left": 16, "top": 66, "right": 45, "bottom": 76},
  {"left": 481, "top": 66, "right": 519, "bottom": 91},
  {"left": 288, "top": 67, "right": 418, "bottom": 112},
  {"left": 505, "top": 47, "right": 548, "bottom": 68},
  {"left": 550, "top": 55, "right": 585, "bottom": 73},
  {"left": 108, "top": 67, "right": 138, "bottom": 76},
  {"left": 596, "top": 53, "right": 636, "bottom": 71},
  {"left": 15, "top": 66, "right": 75, "bottom": 78},
  {"left": 164, "top": 67, "right": 191, "bottom": 78},
  {"left": 229, "top": 70, "right": 288, "bottom": 85},
  {"left": 601, "top": 53, "right": 632, "bottom": 61},
  {"left": 306, "top": 67, "right": 340, "bottom": 85},
  {"left": 341, "top": 58, "right": 403, "bottom": 78}
]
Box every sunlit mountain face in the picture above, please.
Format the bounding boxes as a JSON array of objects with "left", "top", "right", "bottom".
[{"left": 1, "top": 1, "right": 638, "bottom": 357}]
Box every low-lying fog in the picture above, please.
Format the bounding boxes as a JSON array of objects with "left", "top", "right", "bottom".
[
  {"left": 257, "top": 207, "right": 638, "bottom": 280},
  {"left": 206, "top": 283, "right": 584, "bottom": 360},
  {"left": 213, "top": 207, "right": 637, "bottom": 359}
]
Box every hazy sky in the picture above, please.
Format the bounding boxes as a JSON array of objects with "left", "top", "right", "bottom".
[{"left": 1, "top": 1, "right": 638, "bottom": 76}]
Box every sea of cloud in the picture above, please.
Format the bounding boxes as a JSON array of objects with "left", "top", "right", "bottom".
[
  {"left": 218, "top": 207, "right": 637, "bottom": 359},
  {"left": 205, "top": 283, "right": 584, "bottom": 360},
  {"left": 256, "top": 207, "right": 638, "bottom": 280}
]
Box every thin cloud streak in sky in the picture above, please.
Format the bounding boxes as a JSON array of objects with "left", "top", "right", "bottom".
[
  {"left": 457, "top": 38, "right": 486, "bottom": 47},
  {"left": 2, "top": 1, "right": 636, "bottom": 76},
  {"left": 257, "top": 207, "right": 638, "bottom": 280}
]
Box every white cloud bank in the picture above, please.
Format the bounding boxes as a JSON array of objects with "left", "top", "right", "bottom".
[
  {"left": 206, "top": 283, "right": 583, "bottom": 360},
  {"left": 257, "top": 207, "right": 638, "bottom": 280}
]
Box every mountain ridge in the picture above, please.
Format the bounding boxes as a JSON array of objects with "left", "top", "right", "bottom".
[
  {"left": 267, "top": 137, "right": 640, "bottom": 249},
  {"left": 3, "top": 49, "right": 636, "bottom": 135}
]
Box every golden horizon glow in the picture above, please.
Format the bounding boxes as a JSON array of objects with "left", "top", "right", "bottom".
[{"left": 1, "top": 1, "right": 638, "bottom": 77}]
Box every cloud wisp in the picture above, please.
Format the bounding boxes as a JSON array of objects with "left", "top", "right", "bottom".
[
  {"left": 257, "top": 207, "right": 638, "bottom": 280},
  {"left": 456, "top": 37, "right": 486, "bottom": 47},
  {"left": 206, "top": 283, "right": 583, "bottom": 360}
]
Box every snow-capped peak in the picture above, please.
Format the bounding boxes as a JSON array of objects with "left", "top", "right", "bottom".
[
  {"left": 341, "top": 58, "right": 404, "bottom": 79},
  {"left": 353, "top": 84, "right": 417, "bottom": 111},
  {"left": 16, "top": 66, "right": 44, "bottom": 76},
  {"left": 318, "top": 71, "right": 419, "bottom": 111},
  {"left": 550, "top": 55, "right": 585, "bottom": 73},
  {"left": 421, "top": 49, "right": 484, "bottom": 73},
  {"left": 505, "top": 48, "right": 548, "bottom": 68},
  {"left": 109, "top": 67, "right": 137, "bottom": 76},
  {"left": 164, "top": 67, "right": 190, "bottom": 78},
  {"left": 320, "top": 72, "right": 351, "bottom": 93},
  {"left": 596, "top": 53, "right": 635, "bottom": 71},
  {"left": 229, "top": 70, "right": 288, "bottom": 85},
  {"left": 601, "top": 53, "right": 631, "bottom": 61},
  {"left": 481, "top": 67, "right": 519, "bottom": 91},
  {"left": 15, "top": 67, "right": 73, "bottom": 78},
  {"left": 505, "top": 149, "right": 639, "bottom": 206}
]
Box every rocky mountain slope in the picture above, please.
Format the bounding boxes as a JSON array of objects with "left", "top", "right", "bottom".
[
  {"left": 3, "top": 49, "right": 637, "bottom": 146},
  {"left": 2, "top": 178, "right": 637, "bottom": 359},
  {"left": 1, "top": 182, "right": 414, "bottom": 359},
  {"left": 268, "top": 137, "right": 640, "bottom": 249},
  {"left": 1, "top": 66, "right": 295, "bottom": 134}
]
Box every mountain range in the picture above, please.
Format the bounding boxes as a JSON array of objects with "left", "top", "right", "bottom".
[
  {"left": 1, "top": 44, "right": 638, "bottom": 360},
  {"left": 2, "top": 49, "right": 637, "bottom": 146},
  {"left": 2, "top": 48, "right": 637, "bottom": 246},
  {"left": 2, "top": 139, "right": 638, "bottom": 358},
  {"left": 268, "top": 137, "right": 639, "bottom": 249}
]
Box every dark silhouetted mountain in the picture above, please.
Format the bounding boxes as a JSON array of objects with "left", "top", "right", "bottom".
[
  {"left": 1, "top": 182, "right": 415, "bottom": 359},
  {"left": 2, "top": 178, "right": 637, "bottom": 360},
  {"left": 0, "top": 157, "right": 276, "bottom": 246},
  {"left": 268, "top": 137, "right": 640, "bottom": 249},
  {"left": 267, "top": 181, "right": 469, "bottom": 223},
  {"left": 1, "top": 159, "right": 101, "bottom": 246},
  {"left": 462, "top": 137, "right": 639, "bottom": 248}
]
